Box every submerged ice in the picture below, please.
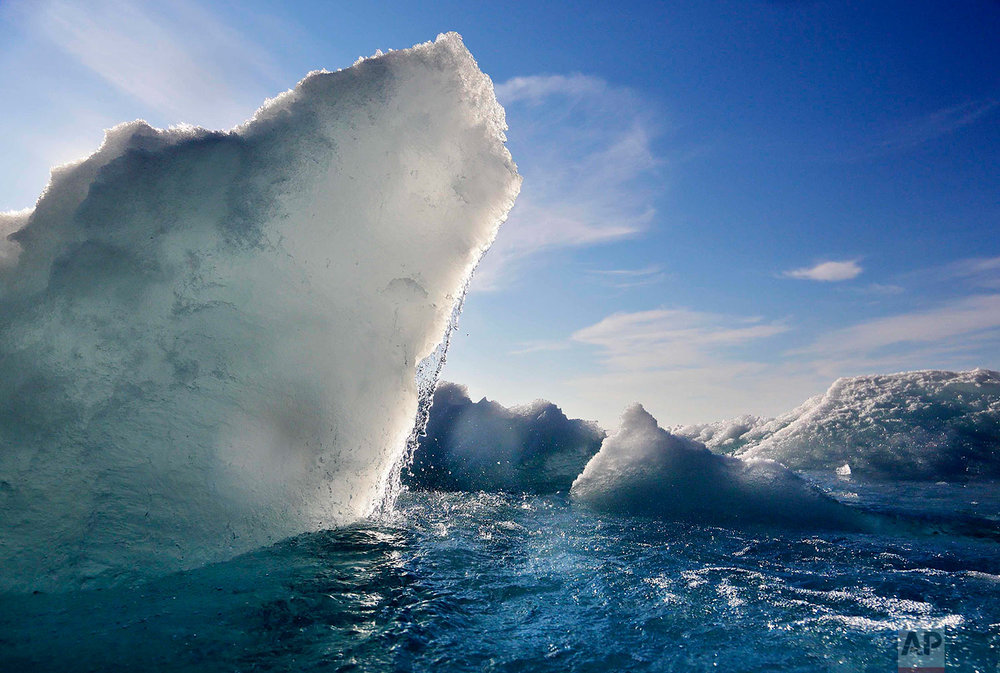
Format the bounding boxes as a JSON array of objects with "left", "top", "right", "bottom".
[{"left": 0, "top": 34, "right": 520, "bottom": 592}]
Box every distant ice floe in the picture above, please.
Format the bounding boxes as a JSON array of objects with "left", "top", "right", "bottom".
[
  {"left": 0, "top": 34, "right": 520, "bottom": 592},
  {"left": 733, "top": 369, "right": 1000, "bottom": 479},
  {"left": 570, "top": 404, "right": 866, "bottom": 529},
  {"left": 405, "top": 382, "right": 604, "bottom": 493},
  {"left": 671, "top": 414, "right": 768, "bottom": 455}
]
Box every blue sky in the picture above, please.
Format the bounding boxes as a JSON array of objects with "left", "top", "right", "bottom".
[{"left": 1, "top": 0, "right": 998, "bottom": 426}]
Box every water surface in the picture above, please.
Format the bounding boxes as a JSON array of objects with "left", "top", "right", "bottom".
[{"left": 2, "top": 478, "right": 998, "bottom": 672}]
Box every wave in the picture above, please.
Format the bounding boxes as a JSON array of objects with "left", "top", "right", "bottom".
[{"left": 0, "top": 34, "right": 520, "bottom": 592}]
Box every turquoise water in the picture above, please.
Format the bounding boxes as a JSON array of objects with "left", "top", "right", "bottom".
[{"left": 2, "top": 478, "right": 998, "bottom": 672}]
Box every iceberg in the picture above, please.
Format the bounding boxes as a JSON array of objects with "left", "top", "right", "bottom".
[
  {"left": 736, "top": 369, "right": 1000, "bottom": 479},
  {"left": 404, "top": 382, "right": 604, "bottom": 493},
  {"left": 570, "top": 404, "right": 866, "bottom": 529},
  {"left": 0, "top": 34, "right": 520, "bottom": 592},
  {"left": 671, "top": 414, "right": 768, "bottom": 454}
]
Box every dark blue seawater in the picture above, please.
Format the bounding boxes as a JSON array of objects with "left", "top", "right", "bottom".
[{"left": 2, "top": 478, "right": 998, "bottom": 672}]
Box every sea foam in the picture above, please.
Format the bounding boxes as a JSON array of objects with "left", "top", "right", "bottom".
[{"left": 0, "top": 34, "right": 520, "bottom": 591}]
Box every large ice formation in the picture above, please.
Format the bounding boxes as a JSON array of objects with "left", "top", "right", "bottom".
[
  {"left": 0, "top": 34, "right": 520, "bottom": 592},
  {"left": 735, "top": 369, "right": 1000, "bottom": 479},
  {"left": 570, "top": 404, "right": 865, "bottom": 529},
  {"left": 671, "top": 414, "right": 768, "bottom": 454},
  {"left": 404, "top": 382, "right": 604, "bottom": 493}
]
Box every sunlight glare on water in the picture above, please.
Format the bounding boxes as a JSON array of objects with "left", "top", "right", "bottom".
[{"left": 1, "top": 480, "right": 998, "bottom": 672}]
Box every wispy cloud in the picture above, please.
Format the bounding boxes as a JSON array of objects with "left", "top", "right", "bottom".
[
  {"left": 26, "top": 0, "right": 287, "bottom": 129},
  {"left": 586, "top": 264, "right": 666, "bottom": 288},
  {"left": 565, "top": 363, "right": 825, "bottom": 429},
  {"left": 496, "top": 74, "right": 609, "bottom": 104},
  {"left": 472, "top": 74, "right": 664, "bottom": 290},
  {"left": 873, "top": 100, "right": 999, "bottom": 154},
  {"left": 945, "top": 256, "right": 1000, "bottom": 289},
  {"left": 561, "top": 308, "right": 799, "bottom": 425},
  {"left": 563, "top": 294, "right": 1000, "bottom": 426},
  {"left": 844, "top": 100, "right": 1000, "bottom": 161},
  {"left": 542, "top": 268, "right": 1000, "bottom": 425},
  {"left": 556, "top": 257, "right": 1000, "bottom": 425},
  {"left": 861, "top": 282, "right": 904, "bottom": 295},
  {"left": 508, "top": 340, "right": 571, "bottom": 356},
  {"left": 783, "top": 259, "right": 863, "bottom": 282},
  {"left": 794, "top": 294, "right": 1000, "bottom": 359},
  {"left": 573, "top": 308, "right": 788, "bottom": 371}
]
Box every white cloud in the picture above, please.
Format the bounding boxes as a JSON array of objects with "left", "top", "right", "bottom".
[
  {"left": 508, "top": 340, "right": 571, "bottom": 356},
  {"left": 946, "top": 256, "right": 1000, "bottom": 289},
  {"left": 828, "top": 100, "right": 1000, "bottom": 162},
  {"left": 795, "top": 294, "right": 1000, "bottom": 359},
  {"left": 572, "top": 308, "right": 788, "bottom": 371},
  {"left": 563, "top": 359, "right": 825, "bottom": 429},
  {"left": 859, "top": 283, "right": 905, "bottom": 296},
  {"left": 894, "top": 255, "right": 1000, "bottom": 293},
  {"left": 586, "top": 264, "right": 666, "bottom": 288},
  {"left": 532, "top": 308, "right": 795, "bottom": 426},
  {"left": 870, "top": 100, "right": 999, "bottom": 157},
  {"left": 26, "top": 0, "right": 287, "bottom": 129},
  {"left": 563, "top": 293, "right": 1000, "bottom": 427},
  {"left": 588, "top": 265, "right": 664, "bottom": 277},
  {"left": 783, "top": 259, "right": 863, "bottom": 282},
  {"left": 495, "top": 73, "right": 609, "bottom": 104},
  {"left": 472, "top": 74, "right": 664, "bottom": 290}
]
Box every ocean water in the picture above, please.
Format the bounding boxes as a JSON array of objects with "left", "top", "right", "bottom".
[{"left": 2, "top": 476, "right": 998, "bottom": 672}]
